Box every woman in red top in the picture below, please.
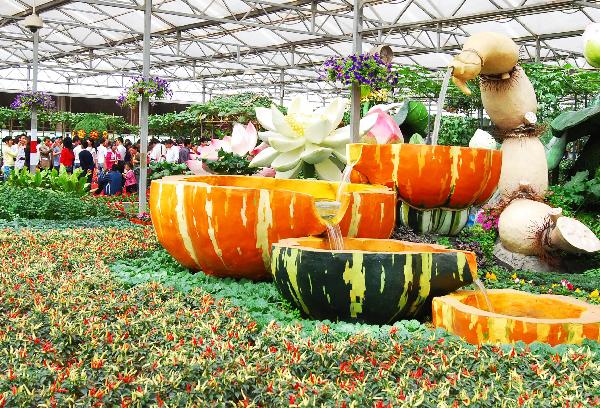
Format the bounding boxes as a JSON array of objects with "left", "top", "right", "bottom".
[
  {"left": 104, "top": 143, "right": 122, "bottom": 173},
  {"left": 59, "top": 137, "right": 75, "bottom": 173}
]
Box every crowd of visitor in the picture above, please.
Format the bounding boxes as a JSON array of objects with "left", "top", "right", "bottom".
[{"left": 1, "top": 134, "right": 195, "bottom": 196}]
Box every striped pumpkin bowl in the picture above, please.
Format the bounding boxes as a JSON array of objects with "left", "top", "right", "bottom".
[
  {"left": 347, "top": 143, "right": 502, "bottom": 210},
  {"left": 271, "top": 237, "right": 477, "bottom": 324},
  {"left": 149, "top": 175, "right": 396, "bottom": 280},
  {"left": 433, "top": 289, "right": 600, "bottom": 345}
]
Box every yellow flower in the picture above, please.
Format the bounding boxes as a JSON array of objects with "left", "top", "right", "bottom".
[
  {"left": 575, "top": 288, "right": 581, "bottom": 293},
  {"left": 485, "top": 272, "right": 497, "bottom": 281},
  {"left": 511, "top": 273, "right": 517, "bottom": 280},
  {"left": 552, "top": 283, "right": 558, "bottom": 288},
  {"left": 590, "top": 289, "right": 599, "bottom": 298}
]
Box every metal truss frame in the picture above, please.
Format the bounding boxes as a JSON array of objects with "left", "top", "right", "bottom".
[{"left": 0, "top": 0, "right": 597, "bottom": 102}]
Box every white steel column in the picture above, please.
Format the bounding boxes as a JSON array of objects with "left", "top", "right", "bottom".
[
  {"left": 29, "top": 31, "right": 39, "bottom": 172},
  {"left": 139, "top": 0, "right": 151, "bottom": 213},
  {"left": 350, "top": 0, "right": 362, "bottom": 143}
]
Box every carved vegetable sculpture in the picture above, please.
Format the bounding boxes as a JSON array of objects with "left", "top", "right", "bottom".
[
  {"left": 450, "top": 32, "right": 547, "bottom": 197},
  {"left": 150, "top": 175, "right": 395, "bottom": 280},
  {"left": 433, "top": 289, "right": 600, "bottom": 345},
  {"left": 347, "top": 143, "right": 502, "bottom": 210},
  {"left": 449, "top": 33, "right": 600, "bottom": 262},
  {"left": 498, "top": 198, "right": 600, "bottom": 255},
  {"left": 271, "top": 237, "right": 477, "bottom": 323},
  {"left": 448, "top": 32, "right": 520, "bottom": 96}
]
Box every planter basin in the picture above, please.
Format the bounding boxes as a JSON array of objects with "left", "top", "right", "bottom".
[
  {"left": 150, "top": 175, "right": 395, "bottom": 280},
  {"left": 432, "top": 289, "right": 600, "bottom": 345},
  {"left": 347, "top": 144, "right": 502, "bottom": 210},
  {"left": 271, "top": 237, "right": 477, "bottom": 323}
]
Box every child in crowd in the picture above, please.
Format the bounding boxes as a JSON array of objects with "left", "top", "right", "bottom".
[{"left": 123, "top": 162, "right": 137, "bottom": 193}]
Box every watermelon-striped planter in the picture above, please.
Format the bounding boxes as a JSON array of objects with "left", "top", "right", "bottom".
[
  {"left": 432, "top": 289, "right": 600, "bottom": 345},
  {"left": 271, "top": 237, "right": 477, "bottom": 324},
  {"left": 150, "top": 175, "right": 396, "bottom": 280},
  {"left": 347, "top": 143, "right": 502, "bottom": 210},
  {"left": 397, "top": 202, "right": 469, "bottom": 236}
]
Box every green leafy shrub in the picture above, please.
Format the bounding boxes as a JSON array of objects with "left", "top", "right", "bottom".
[
  {"left": 148, "top": 161, "right": 191, "bottom": 181},
  {"left": 547, "top": 170, "right": 600, "bottom": 212},
  {"left": 7, "top": 167, "right": 89, "bottom": 196},
  {"left": 205, "top": 150, "right": 256, "bottom": 175},
  {"left": 438, "top": 116, "right": 479, "bottom": 146},
  {"left": 0, "top": 186, "right": 114, "bottom": 220},
  {"left": 73, "top": 113, "right": 108, "bottom": 137}
]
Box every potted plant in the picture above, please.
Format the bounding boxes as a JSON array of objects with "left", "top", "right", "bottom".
[
  {"left": 116, "top": 76, "right": 173, "bottom": 108},
  {"left": 10, "top": 91, "right": 55, "bottom": 112},
  {"left": 321, "top": 53, "right": 399, "bottom": 96}
]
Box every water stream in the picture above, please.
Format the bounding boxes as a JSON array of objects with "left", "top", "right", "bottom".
[
  {"left": 337, "top": 164, "right": 354, "bottom": 203},
  {"left": 325, "top": 223, "right": 344, "bottom": 250},
  {"left": 430, "top": 66, "right": 453, "bottom": 146},
  {"left": 473, "top": 278, "right": 495, "bottom": 313},
  {"left": 313, "top": 164, "right": 356, "bottom": 251}
]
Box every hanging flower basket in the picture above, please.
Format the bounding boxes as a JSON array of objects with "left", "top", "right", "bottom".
[
  {"left": 116, "top": 76, "right": 173, "bottom": 108},
  {"left": 321, "top": 53, "right": 399, "bottom": 91},
  {"left": 10, "top": 91, "right": 55, "bottom": 112}
]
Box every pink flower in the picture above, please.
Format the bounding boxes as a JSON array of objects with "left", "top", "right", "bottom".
[
  {"left": 198, "top": 122, "right": 260, "bottom": 161},
  {"left": 186, "top": 159, "right": 211, "bottom": 175},
  {"left": 250, "top": 141, "right": 269, "bottom": 157},
  {"left": 255, "top": 167, "right": 276, "bottom": 177},
  {"left": 362, "top": 105, "right": 403, "bottom": 144},
  {"left": 199, "top": 137, "right": 231, "bottom": 161}
]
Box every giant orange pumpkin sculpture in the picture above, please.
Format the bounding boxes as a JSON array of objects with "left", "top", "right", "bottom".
[
  {"left": 347, "top": 144, "right": 502, "bottom": 210},
  {"left": 150, "top": 175, "right": 396, "bottom": 280},
  {"left": 433, "top": 289, "right": 600, "bottom": 345}
]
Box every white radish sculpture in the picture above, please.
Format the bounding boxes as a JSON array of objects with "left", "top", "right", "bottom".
[{"left": 450, "top": 32, "right": 600, "bottom": 257}]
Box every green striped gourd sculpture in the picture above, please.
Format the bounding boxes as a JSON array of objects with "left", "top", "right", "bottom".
[
  {"left": 271, "top": 237, "right": 477, "bottom": 324},
  {"left": 397, "top": 202, "right": 469, "bottom": 236}
]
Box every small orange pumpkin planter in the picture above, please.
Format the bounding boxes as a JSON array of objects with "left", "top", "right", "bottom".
[
  {"left": 150, "top": 175, "right": 396, "bottom": 280},
  {"left": 432, "top": 289, "right": 600, "bottom": 345},
  {"left": 347, "top": 144, "right": 502, "bottom": 210}
]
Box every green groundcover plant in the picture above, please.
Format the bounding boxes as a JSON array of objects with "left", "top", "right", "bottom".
[
  {"left": 1, "top": 225, "right": 599, "bottom": 407},
  {"left": 0, "top": 186, "right": 115, "bottom": 220}
]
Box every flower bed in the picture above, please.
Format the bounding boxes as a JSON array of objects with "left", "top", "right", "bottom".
[{"left": 0, "top": 223, "right": 599, "bottom": 406}]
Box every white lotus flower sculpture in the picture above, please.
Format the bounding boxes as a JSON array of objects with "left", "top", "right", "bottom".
[{"left": 249, "top": 95, "right": 377, "bottom": 180}]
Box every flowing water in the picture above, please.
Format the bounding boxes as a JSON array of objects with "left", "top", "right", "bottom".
[
  {"left": 325, "top": 223, "right": 344, "bottom": 250},
  {"left": 336, "top": 164, "right": 354, "bottom": 203},
  {"left": 430, "top": 66, "right": 453, "bottom": 146},
  {"left": 312, "top": 164, "right": 356, "bottom": 251},
  {"left": 473, "top": 278, "right": 495, "bottom": 313}
]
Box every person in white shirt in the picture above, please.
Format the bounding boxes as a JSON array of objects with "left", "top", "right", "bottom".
[
  {"left": 84, "top": 139, "right": 97, "bottom": 164},
  {"left": 165, "top": 139, "right": 180, "bottom": 163},
  {"left": 73, "top": 138, "right": 83, "bottom": 169},
  {"left": 14, "top": 135, "right": 28, "bottom": 171},
  {"left": 116, "top": 137, "right": 127, "bottom": 161},
  {"left": 97, "top": 138, "right": 109, "bottom": 171},
  {"left": 149, "top": 138, "right": 166, "bottom": 163}
]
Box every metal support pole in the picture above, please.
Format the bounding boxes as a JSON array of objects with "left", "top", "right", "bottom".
[
  {"left": 30, "top": 31, "right": 39, "bottom": 173},
  {"left": 138, "top": 0, "right": 151, "bottom": 213},
  {"left": 202, "top": 80, "right": 206, "bottom": 103},
  {"left": 350, "top": 0, "right": 363, "bottom": 143},
  {"left": 535, "top": 36, "right": 541, "bottom": 63},
  {"left": 279, "top": 69, "right": 285, "bottom": 106}
]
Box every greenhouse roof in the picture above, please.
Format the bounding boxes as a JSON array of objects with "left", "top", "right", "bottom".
[{"left": 0, "top": 0, "right": 598, "bottom": 105}]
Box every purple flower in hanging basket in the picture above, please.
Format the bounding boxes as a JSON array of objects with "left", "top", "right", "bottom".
[
  {"left": 321, "top": 53, "right": 397, "bottom": 91},
  {"left": 116, "top": 76, "right": 173, "bottom": 108},
  {"left": 11, "top": 91, "right": 55, "bottom": 111}
]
